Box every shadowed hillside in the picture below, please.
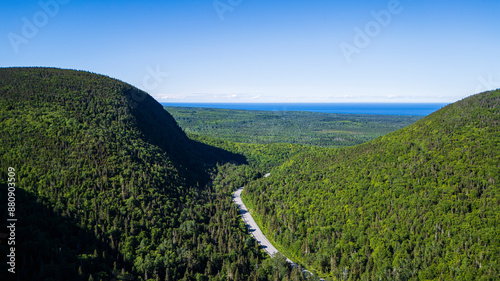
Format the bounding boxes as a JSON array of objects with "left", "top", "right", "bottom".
[{"left": 0, "top": 67, "right": 263, "bottom": 281}]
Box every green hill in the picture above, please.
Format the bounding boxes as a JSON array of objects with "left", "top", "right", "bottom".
[
  {"left": 0, "top": 67, "right": 266, "bottom": 281},
  {"left": 243, "top": 90, "right": 500, "bottom": 280}
]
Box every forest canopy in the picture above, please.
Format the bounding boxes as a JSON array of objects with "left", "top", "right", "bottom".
[
  {"left": 0, "top": 67, "right": 304, "bottom": 281},
  {"left": 2, "top": 67, "right": 497, "bottom": 281},
  {"left": 242, "top": 90, "right": 500, "bottom": 280}
]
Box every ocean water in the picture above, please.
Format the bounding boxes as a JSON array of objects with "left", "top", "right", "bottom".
[{"left": 162, "top": 103, "right": 449, "bottom": 116}]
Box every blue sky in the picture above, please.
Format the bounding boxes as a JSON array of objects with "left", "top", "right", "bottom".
[{"left": 2, "top": 0, "right": 499, "bottom": 103}]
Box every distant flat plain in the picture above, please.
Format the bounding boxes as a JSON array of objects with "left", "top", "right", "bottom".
[{"left": 164, "top": 105, "right": 427, "bottom": 147}]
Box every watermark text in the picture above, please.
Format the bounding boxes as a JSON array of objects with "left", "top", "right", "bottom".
[
  {"left": 213, "top": 0, "right": 243, "bottom": 21},
  {"left": 8, "top": 0, "right": 70, "bottom": 54},
  {"left": 340, "top": 0, "right": 404, "bottom": 63},
  {"left": 6, "top": 167, "right": 16, "bottom": 274}
]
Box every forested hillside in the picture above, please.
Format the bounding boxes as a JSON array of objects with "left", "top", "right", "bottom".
[
  {"left": 3, "top": 67, "right": 498, "bottom": 281},
  {"left": 244, "top": 90, "right": 500, "bottom": 280},
  {"left": 0, "top": 67, "right": 305, "bottom": 281}
]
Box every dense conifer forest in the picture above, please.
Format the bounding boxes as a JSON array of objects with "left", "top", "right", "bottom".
[
  {"left": 0, "top": 68, "right": 307, "bottom": 281},
  {"left": 242, "top": 90, "right": 500, "bottom": 280},
  {"left": 1, "top": 67, "right": 498, "bottom": 281}
]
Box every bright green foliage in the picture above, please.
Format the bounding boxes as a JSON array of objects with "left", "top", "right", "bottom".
[
  {"left": 244, "top": 90, "right": 500, "bottom": 280},
  {"left": 189, "top": 133, "right": 310, "bottom": 172},
  {"left": 3, "top": 67, "right": 497, "bottom": 281},
  {"left": 0, "top": 67, "right": 293, "bottom": 281},
  {"left": 165, "top": 107, "right": 421, "bottom": 147}
]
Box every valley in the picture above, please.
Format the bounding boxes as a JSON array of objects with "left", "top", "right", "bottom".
[{"left": 1, "top": 67, "right": 498, "bottom": 280}]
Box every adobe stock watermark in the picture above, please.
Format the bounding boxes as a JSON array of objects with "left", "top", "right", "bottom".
[
  {"left": 129, "top": 65, "right": 169, "bottom": 109},
  {"left": 8, "top": 0, "right": 70, "bottom": 54},
  {"left": 339, "top": 0, "right": 405, "bottom": 64},
  {"left": 213, "top": 0, "right": 243, "bottom": 22},
  {"left": 6, "top": 167, "right": 17, "bottom": 274},
  {"left": 475, "top": 74, "right": 500, "bottom": 93},
  {"left": 143, "top": 65, "right": 169, "bottom": 92}
]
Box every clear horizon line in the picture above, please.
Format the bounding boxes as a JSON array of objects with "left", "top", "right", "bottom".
[{"left": 159, "top": 101, "right": 452, "bottom": 104}]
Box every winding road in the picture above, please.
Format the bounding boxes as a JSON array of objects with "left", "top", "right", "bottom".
[{"left": 232, "top": 183, "right": 324, "bottom": 280}]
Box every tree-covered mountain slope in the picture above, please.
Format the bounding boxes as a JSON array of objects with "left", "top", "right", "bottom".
[
  {"left": 0, "top": 67, "right": 272, "bottom": 281},
  {"left": 244, "top": 90, "right": 500, "bottom": 280}
]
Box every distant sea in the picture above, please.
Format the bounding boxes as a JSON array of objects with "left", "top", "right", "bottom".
[{"left": 161, "top": 103, "right": 449, "bottom": 116}]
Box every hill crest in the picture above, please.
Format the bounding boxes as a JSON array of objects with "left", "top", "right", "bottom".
[{"left": 244, "top": 89, "right": 500, "bottom": 280}]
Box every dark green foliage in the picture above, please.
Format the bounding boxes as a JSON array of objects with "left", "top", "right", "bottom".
[
  {"left": 165, "top": 107, "right": 422, "bottom": 147},
  {"left": 4, "top": 67, "right": 495, "bottom": 281},
  {"left": 0, "top": 67, "right": 292, "bottom": 281},
  {"left": 244, "top": 90, "right": 500, "bottom": 280}
]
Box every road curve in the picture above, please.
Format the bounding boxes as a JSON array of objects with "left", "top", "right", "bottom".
[
  {"left": 232, "top": 187, "right": 292, "bottom": 261},
  {"left": 232, "top": 186, "right": 324, "bottom": 280}
]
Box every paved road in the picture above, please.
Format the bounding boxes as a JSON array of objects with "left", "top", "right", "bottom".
[{"left": 232, "top": 186, "right": 324, "bottom": 280}]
